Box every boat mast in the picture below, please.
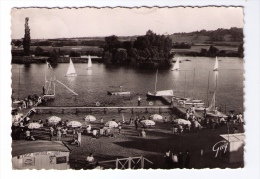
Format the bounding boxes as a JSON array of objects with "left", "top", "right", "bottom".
[
  {"left": 155, "top": 69, "right": 158, "bottom": 92},
  {"left": 184, "top": 72, "right": 186, "bottom": 98},
  {"left": 207, "top": 71, "right": 210, "bottom": 106},
  {"left": 192, "top": 68, "right": 195, "bottom": 97},
  {"left": 18, "top": 66, "right": 20, "bottom": 100}
]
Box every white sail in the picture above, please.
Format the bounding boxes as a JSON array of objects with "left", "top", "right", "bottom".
[
  {"left": 87, "top": 55, "right": 92, "bottom": 68},
  {"left": 208, "top": 91, "right": 216, "bottom": 112},
  {"left": 213, "top": 57, "right": 219, "bottom": 71},
  {"left": 171, "top": 58, "right": 180, "bottom": 71},
  {"left": 66, "top": 58, "right": 77, "bottom": 77}
]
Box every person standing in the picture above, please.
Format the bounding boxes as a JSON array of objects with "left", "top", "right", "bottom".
[
  {"left": 42, "top": 86, "right": 45, "bottom": 95},
  {"left": 57, "top": 129, "right": 62, "bottom": 141},
  {"left": 77, "top": 129, "right": 82, "bottom": 147},
  {"left": 237, "top": 112, "right": 244, "bottom": 124},
  {"left": 171, "top": 153, "right": 178, "bottom": 168},
  {"left": 118, "top": 121, "right": 122, "bottom": 134},
  {"left": 49, "top": 126, "right": 54, "bottom": 141},
  {"left": 138, "top": 96, "right": 141, "bottom": 106},
  {"left": 184, "top": 150, "right": 191, "bottom": 169},
  {"left": 178, "top": 152, "right": 184, "bottom": 169},
  {"left": 164, "top": 149, "right": 171, "bottom": 169},
  {"left": 134, "top": 119, "right": 138, "bottom": 130},
  {"left": 100, "top": 117, "right": 104, "bottom": 124}
]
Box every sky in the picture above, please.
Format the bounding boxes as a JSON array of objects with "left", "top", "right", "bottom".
[{"left": 11, "top": 7, "right": 244, "bottom": 39}]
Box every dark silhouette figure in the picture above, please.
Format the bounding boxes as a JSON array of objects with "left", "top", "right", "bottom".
[
  {"left": 178, "top": 152, "right": 183, "bottom": 168},
  {"left": 184, "top": 150, "right": 191, "bottom": 169}
]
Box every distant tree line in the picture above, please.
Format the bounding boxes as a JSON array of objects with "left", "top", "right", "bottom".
[
  {"left": 172, "top": 42, "right": 191, "bottom": 49},
  {"left": 174, "top": 27, "right": 243, "bottom": 42},
  {"left": 179, "top": 44, "right": 243, "bottom": 57},
  {"left": 102, "top": 30, "right": 174, "bottom": 69}
]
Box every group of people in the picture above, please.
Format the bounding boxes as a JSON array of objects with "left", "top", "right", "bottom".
[
  {"left": 164, "top": 149, "right": 190, "bottom": 169},
  {"left": 13, "top": 94, "right": 45, "bottom": 109}
]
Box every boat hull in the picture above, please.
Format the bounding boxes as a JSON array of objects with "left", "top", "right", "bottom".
[
  {"left": 65, "top": 73, "right": 77, "bottom": 77},
  {"left": 107, "top": 91, "right": 131, "bottom": 95}
]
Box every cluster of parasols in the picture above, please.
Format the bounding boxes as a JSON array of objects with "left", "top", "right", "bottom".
[{"left": 26, "top": 114, "right": 191, "bottom": 129}]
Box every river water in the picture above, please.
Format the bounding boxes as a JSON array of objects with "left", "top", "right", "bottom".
[{"left": 11, "top": 56, "right": 244, "bottom": 113}]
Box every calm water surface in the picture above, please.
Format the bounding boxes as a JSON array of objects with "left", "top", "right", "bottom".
[{"left": 11, "top": 56, "right": 244, "bottom": 113}]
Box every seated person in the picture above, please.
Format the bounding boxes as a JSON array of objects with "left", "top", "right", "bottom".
[
  {"left": 92, "top": 129, "right": 98, "bottom": 138},
  {"left": 178, "top": 125, "right": 184, "bottom": 134},
  {"left": 93, "top": 162, "right": 103, "bottom": 170},
  {"left": 86, "top": 125, "right": 92, "bottom": 133},
  {"left": 140, "top": 129, "right": 146, "bottom": 137},
  {"left": 99, "top": 127, "right": 104, "bottom": 136},
  {"left": 86, "top": 153, "right": 95, "bottom": 163},
  {"left": 71, "top": 138, "right": 80, "bottom": 147},
  {"left": 233, "top": 127, "right": 239, "bottom": 134},
  {"left": 104, "top": 128, "right": 111, "bottom": 136}
]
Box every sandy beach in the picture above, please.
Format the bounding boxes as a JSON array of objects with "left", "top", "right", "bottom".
[{"left": 13, "top": 107, "right": 244, "bottom": 169}]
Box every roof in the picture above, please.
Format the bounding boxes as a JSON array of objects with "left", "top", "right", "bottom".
[
  {"left": 220, "top": 133, "right": 245, "bottom": 142},
  {"left": 12, "top": 140, "right": 70, "bottom": 157}
]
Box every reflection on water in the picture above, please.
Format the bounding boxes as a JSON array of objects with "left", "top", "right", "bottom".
[{"left": 11, "top": 57, "right": 244, "bottom": 112}]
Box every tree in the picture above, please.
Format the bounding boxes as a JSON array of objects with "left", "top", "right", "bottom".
[
  {"left": 237, "top": 44, "right": 244, "bottom": 58},
  {"left": 208, "top": 45, "right": 219, "bottom": 57},
  {"left": 23, "top": 17, "right": 31, "bottom": 56},
  {"left": 49, "top": 49, "right": 60, "bottom": 63},
  {"left": 13, "top": 40, "right": 22, "bottom": 47},
  {"left": 69, "top": 51, "right": 81, "bottom": 57},
  {"left": 104, "top": 35, "right": 121, "bottom": 51},
  {"left": 115, "top": 50, "right": 127, "bottom": 63},
  {"left": 34, "top": 46, "right": 44, "bottom": 56}
]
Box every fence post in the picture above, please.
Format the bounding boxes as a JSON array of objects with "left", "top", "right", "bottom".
[
  {"left": 141, "top": 156, "right": 144, "bottom": 169},
  {"left": 128, "top": 157, "right": 131, "bottom": 169},
  {"left": 116, "top": 159, "right": 118, "bottom": 169}
]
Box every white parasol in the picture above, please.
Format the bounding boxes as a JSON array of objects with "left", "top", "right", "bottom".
[
  {"left": 150, "top": 114, "right": 163, "bottom": 121},
  {"left": 84, "top": 115, "right": 96, "bottom": 122},
  {"left": 140, "top": 119, "right": 155, "bottom": 126},
  {"left": 173, "top": 118, "right": 191, "bottom": 125},
  {"left": 104, "top": 121, "right": 118, "bottom": 128},
  {"left": 28, "top": 122, "right": 41, "bottom": 129},
  {"left": 48, "top": 116, "right": 61, "bottom": 124},
  {"left": 67, "top": 121, "right": 82, "bottom": 128}
]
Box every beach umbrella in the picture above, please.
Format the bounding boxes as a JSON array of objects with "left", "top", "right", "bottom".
[
  {"left": 84, "top": 115, "right": 96, "bottom": 122},
  {"left": 140, "top": 119, "right": 155, "bottom": 126},
  {"left": 67, "top": 121, "right": 82, "bottom": 128},
  {"left": 48, "top": 116, "right": 61, "bottom": 124},
  {"left": 173, "top": 118, "right": 191, "bottom": 125},
  {"left": 28, "top": 122, "right": 41, "bottom": 129},
  {"left": 105, "top": 121, "right": 118, "bottom": 128},
  {"left": 150, "top": 114, "right": 163, "bottom": 121}
]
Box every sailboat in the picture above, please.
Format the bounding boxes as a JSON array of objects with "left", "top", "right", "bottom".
[
  {"left": 43, "top": 61, "right": 55, "bottom": 98},
  {"left": 206, "top": 75, "right": 228, "bottom": 118},
  {"left": 213, "top": 57, "right": 219, "bottom": 71},
  {"left": 147, "top": 70, "right": 174, "bottom": 99},
  {"left": 175, "top": 71, "right": 204, "bottom": 105},
  {"left": 65, "top": 58, "right": 77, "bottom": 77},
  {"left": 171, "top": 58, "right": 180, "bottom": 71},
  {"left": 87, "top": 55, "right": 92, "bottom": 69}
]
